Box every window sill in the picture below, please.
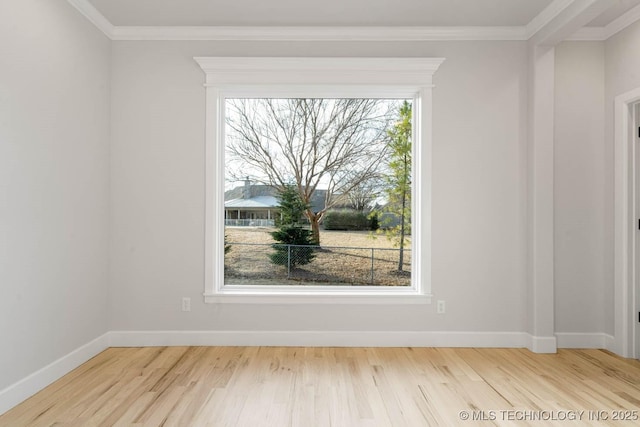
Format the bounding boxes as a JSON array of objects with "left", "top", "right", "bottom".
[{"left": 204, "top": 286, "right": 432, "bottom": 304}]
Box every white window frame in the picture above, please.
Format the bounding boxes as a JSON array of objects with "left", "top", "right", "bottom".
[{"left": 195, "top": 57, "right": 444, "bottom": 304}]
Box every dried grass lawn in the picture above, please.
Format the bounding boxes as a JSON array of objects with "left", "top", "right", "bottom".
[{"left": 225, "top": 227, "right": 411, "bottom": 286}]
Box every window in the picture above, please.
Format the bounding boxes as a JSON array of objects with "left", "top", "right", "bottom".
[
  {"left": 224, "top": 97, "right": 411, "bottom": 287},
  {"left": 195, "top": 57, "right": 444, "bottom": 303}
]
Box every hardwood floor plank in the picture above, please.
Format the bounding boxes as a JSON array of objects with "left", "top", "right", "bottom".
[{"left": 2, "top": 347, "right": 640, "bottom": 426}]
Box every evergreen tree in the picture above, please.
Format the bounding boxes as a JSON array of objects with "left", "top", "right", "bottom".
[
  {"left": 274, "top": 184, "right": 308, "bottom": 227},
  {"left": 382, "top": 101, "right": 412, "bottom": 272},
  {"left": 269, "top": 185, "right": 316, "bottom": 268}
]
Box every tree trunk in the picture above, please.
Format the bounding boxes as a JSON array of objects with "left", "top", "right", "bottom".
[
  {"left": 307, "top": 210, "right": 321, "bottom": 245},
  {"left": 397, "top": 151, "right": 408, "bottom": 272},
  {"left": 398, "top": 191, "right": 406, "bottom": 272}
]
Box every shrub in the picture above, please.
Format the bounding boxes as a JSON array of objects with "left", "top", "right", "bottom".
[
  {"left": 368, "top": 211, "right": 380, "bottom": 231},
  {"left": 323, "top": 210, "right": 371, "bottom": 231}
]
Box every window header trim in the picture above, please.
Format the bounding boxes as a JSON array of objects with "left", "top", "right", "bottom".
[{"left": 194, "top": 57, "right": 445, "bottom": 87}]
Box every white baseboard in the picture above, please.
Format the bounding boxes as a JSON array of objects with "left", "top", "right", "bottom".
[
  {"left": 3, "top": 329, "right": 614, "bottom": 416},
  {"left": 528, "top": 335, "right": 558, "bottom": 353},
  {"left": 0, "top": 333, "right": 109, "bottom": 416},
  {"left": 107, "top": 330, "right": 532, "bottom": 348},
  {"left": 604, "top": 334, "right": 616, "bottom": 353},
  {"left": 556, "top": 332, "right": 616, "bottom": 349}
]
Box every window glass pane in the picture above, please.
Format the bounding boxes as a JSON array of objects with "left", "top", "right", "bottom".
[{"left": 223, "top": 98, "right": 412, "bottom": 287}]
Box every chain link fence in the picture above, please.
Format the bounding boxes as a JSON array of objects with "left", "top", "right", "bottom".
[{"left": 224, "top": 242, "right": 411, "bottom": 286}]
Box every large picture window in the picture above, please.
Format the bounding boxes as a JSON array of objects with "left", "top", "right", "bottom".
[{"left": 195, "top": 57, "right": 443, "bottom": 303}]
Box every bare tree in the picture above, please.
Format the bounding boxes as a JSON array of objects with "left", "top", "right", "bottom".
[
  {"left": 339, "top": 173, "right": 385, "bottom": 212},
  {"left": 226, "top": 98, "right": 396, "bottom": 244}
]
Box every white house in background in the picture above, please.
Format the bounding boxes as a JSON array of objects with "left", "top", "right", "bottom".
[
  {"left": 224, "top": 178, "right": 330, "bottom": 226},
  {"left": 224, "top": 196, "right": 279, "bottom": 226},
  {"left": 224, "top": 179, "right": 279, "bottom": 226}
]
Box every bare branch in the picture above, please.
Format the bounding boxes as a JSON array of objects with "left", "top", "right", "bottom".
[{"left": 225, "top": 97, "right": 403, "bottom": 243}]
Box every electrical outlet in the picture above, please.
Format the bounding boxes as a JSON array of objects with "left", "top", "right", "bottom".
[
  {"left": 437, "top": 300, "right": 445, "bottom": 314},
  {"left": 182, "top": 297, "right": 191, "bottom": 312}
]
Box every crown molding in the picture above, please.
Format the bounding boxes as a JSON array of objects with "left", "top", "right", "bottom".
[
  {"left": 112, "top": 25, "right": 526, "bottom": 41},
  {"left": 529, "top": 0, "right": 617, "bottom": 45},
  {"left": 65, "top": 0, "right": 525, "bottom": 41},
  {"left": 566, "top": 3, "right": 640, "bottom": 40},
  {"left": 66, "top": 0, "right": 114, "bottom": 38},
  {"left": 67, "top": 0, "right": 640, "bottom": 43},
  {"left": 602, "top": 2, "right": 640, "bottom": 39},
  {"left": 526, "top": 0, "right": 575, "bottom": 39}
]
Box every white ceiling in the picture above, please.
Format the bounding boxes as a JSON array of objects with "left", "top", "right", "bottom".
[
  {"left": 85, "top": 0, "right": 640, "bottom": 28},
  {"left": 87, "top": 0, "right": 557, "bottom": 27},
  {"left": 588, "top": 0, "right": 640, "bottom": 26}
]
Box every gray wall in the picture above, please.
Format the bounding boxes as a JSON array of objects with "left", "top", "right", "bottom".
[
  {"left": 552, "top": 21, "right": 640, "bottom": 338},
  {"left": 604, "top": 20, "right": 640, "bottom": 335},
  {"left": 108, "top": 40, "right": 529, "bottom": 333},
  {"left": 554, "top": 41, "right": 606, "bottom": 335},
  {"left": 0, "top": 1, "right": 111, "bottom": 390}
]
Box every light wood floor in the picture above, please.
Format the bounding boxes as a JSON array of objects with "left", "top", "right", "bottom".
[{"left": 2, "top": 347, "right": 640, "bottom": 426}]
